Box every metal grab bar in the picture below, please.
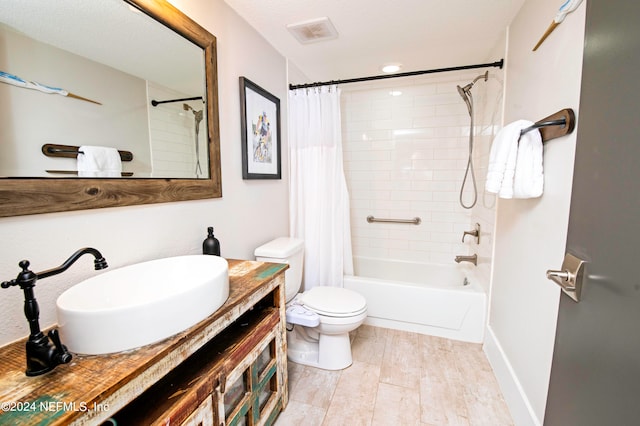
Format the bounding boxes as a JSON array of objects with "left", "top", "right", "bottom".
[{"left": 366, "top": 215, "right": 421, "bottom": 225}]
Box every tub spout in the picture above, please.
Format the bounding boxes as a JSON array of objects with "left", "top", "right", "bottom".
[{"left": 455, "top": 254, "right": 477, "bottom": 266}]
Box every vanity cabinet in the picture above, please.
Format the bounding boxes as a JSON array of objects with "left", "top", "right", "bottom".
[
  {"left": 0, "top": 260, "right": 288, "bottom": 426},
  {"left": 111, "top": 304, "right": 283, "bottom": 425},
  {"left": 219, "top": 317, "right": 281, "bottom": 426},
  {"left": 184, "top": 397, "right": 215, "bottom": 426}
]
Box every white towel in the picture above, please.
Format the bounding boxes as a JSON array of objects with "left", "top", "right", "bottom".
[
  {"left": 486, "top": 120, "right": 543, "bottom": 199},
  {"left": 77, "top": 146, "right": 122, "bottom": 177},
  {"left": 513, "top": 125, "right": 544, "bottom": 198}
]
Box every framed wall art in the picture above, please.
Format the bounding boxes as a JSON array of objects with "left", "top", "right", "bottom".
[{"left": 239, "top": 77, "right": 281, "bottom": 179}]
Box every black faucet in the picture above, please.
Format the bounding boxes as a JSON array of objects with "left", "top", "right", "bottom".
[{"left": 1, "top": 248, "right": 108, "bottom": 376}]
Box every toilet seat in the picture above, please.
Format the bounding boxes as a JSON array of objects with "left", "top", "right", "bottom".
[{"left": 299, "top": 287, "right": 367, "bottom": 318}]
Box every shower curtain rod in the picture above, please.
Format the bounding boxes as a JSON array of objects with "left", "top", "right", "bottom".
[
  {"left": 150, "top": 96, "right": 203, "bottom": 107},
  {"left": 289, "top": 59, "right": 504, "bottom": 90}
]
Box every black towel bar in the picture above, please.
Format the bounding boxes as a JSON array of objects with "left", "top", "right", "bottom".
[
  {"left": 42, "top": 144, "right": 133, "bottom": 161},
  {"left": 519, "top": 108, "right": 576, "bottom": 143}
]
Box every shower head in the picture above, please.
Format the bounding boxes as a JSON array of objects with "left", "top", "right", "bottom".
[
  {"left": 183, "top": 103, "right": 204, "bottom": 124},
  {"left": 457, "top": 84, "right": 468, "bottom": 100},
  {"left": 457, "top": 71, "right": 488, "bottom": 115},
  {"left": 459, "top": 71, "right": 489, "bottom": 96},
  {"left": 460, "top": 82, "right": 473, "bottom": 94},
  {"left": 457, "top": 84, "right": 473, "bottom": 115}
]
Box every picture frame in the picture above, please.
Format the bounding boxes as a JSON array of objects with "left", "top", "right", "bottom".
[{"left": 239, "top": 77, "right": 281, "bottom": 179}]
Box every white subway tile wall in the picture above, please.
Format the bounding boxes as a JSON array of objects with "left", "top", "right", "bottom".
[
  {"left": 341, "top": 71, "right": 501, "bottom": 282},
  {"left": 147, "top": 81, "right": 207, "bottom": 178},
  {"left": 472, "top": 72, "right": 503, "bottom": 290}
]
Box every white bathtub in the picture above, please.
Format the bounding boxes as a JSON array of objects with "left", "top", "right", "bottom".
[{"left": 344, "top": 256, "right": 486, "bottom": 343}]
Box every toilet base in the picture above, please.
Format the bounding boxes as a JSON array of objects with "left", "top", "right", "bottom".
[{"left": 287, "top": 326, "right": 353, "bottom": 370}]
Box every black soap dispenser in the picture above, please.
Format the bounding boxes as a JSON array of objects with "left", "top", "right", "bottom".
[{"left": 203, "top": 227, "right": 220, "bottom": 256}]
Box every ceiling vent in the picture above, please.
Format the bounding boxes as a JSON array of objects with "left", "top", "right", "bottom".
[{"left": 286, "top": 17, "right": 338, "bottom": 44}]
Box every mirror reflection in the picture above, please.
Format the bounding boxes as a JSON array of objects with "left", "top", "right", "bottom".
[{"left": 0, "top": 0, "right": 209, "bottom": 178}]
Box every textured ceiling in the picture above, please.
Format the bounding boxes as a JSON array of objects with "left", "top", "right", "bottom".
[{"left": 224, "top": 0, "right": 526, "bottom": 84}]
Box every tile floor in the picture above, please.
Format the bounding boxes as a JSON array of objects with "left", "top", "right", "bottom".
[{"left": 275, "top": 325, "right": 513, "bottom": 426}]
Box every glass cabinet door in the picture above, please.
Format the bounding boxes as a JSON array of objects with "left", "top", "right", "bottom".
[
  {"left": 253, "top": 342, "right": 279, "bottom": 422},
  {"left": 220, "top": 336, "right": 281, "bottom": 426},
  {"left": 223, "top": 369, "right": 251, "bottom": 426}
]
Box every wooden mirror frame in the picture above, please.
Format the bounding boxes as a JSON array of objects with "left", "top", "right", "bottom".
[{"left": 0, "top": 0, "right": 221, "bottom": 218}]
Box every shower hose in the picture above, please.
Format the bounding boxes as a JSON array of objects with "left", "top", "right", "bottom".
[{"left": 459, "top": 92, "right": 477, "bottom": 209}]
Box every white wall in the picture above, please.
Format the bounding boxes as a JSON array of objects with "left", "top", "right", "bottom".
[
  {"left": 342, "top": 72, "right": 494, "bottom": 265},
  {"left": 286, "top": 61, "right": 310, "bottom": 87},
  {"left": 0, "top": 0, "right": 289, "bottom": 346},
  {"left": 484, "top": 0, "right": 586, "bottom": 424},
  {"left": 0, "top": 25, "right": 151, "bottom": 176}
]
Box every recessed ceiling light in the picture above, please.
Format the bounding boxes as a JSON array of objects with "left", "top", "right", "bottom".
[
  {"left": 382, "top": 64, "right": 402, "bottom": 73},
  {"left": 389, "top": 91, "right": 402, "bottom": 97}
]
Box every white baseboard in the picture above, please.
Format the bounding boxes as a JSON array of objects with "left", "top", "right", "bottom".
[{"left": 483, "top": 325, "right": 541, "bottom": 426}]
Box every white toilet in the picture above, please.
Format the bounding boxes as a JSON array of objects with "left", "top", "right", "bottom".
[{"left": 255, "top": 237, "right": 367, "bottom": 370}]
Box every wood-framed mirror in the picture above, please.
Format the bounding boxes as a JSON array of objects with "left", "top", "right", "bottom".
[{"left": 0, "top": 0, "right": 221, "bottom": 217}]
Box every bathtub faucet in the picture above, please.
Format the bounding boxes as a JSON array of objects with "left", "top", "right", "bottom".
[
  {"left": 455, "top": 254, "right": 477, "bottom": 266},
  {"left": 462, "top": 223, "right": 481, "bottom": 244}
]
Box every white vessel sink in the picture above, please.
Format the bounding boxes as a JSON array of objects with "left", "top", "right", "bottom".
[{"left": 56, "top": 255, "right": 229, "bottom": 355}]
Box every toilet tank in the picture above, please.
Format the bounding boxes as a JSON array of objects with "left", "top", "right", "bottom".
[{"left": 254, "top": 237, "right": 304, "bottom": 303}]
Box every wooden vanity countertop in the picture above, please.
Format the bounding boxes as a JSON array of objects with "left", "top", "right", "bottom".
[{"left": 0, "top": 259, "right": 287, "bottom": 426}]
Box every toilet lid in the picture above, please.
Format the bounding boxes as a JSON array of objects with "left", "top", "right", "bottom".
[{"left": 300, "top": 287, "right": 367, "bottom": 317}]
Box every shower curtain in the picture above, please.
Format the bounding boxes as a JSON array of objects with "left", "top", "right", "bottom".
[{"left": 288, "top": 85, "right": 353, "bottom": 290}]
